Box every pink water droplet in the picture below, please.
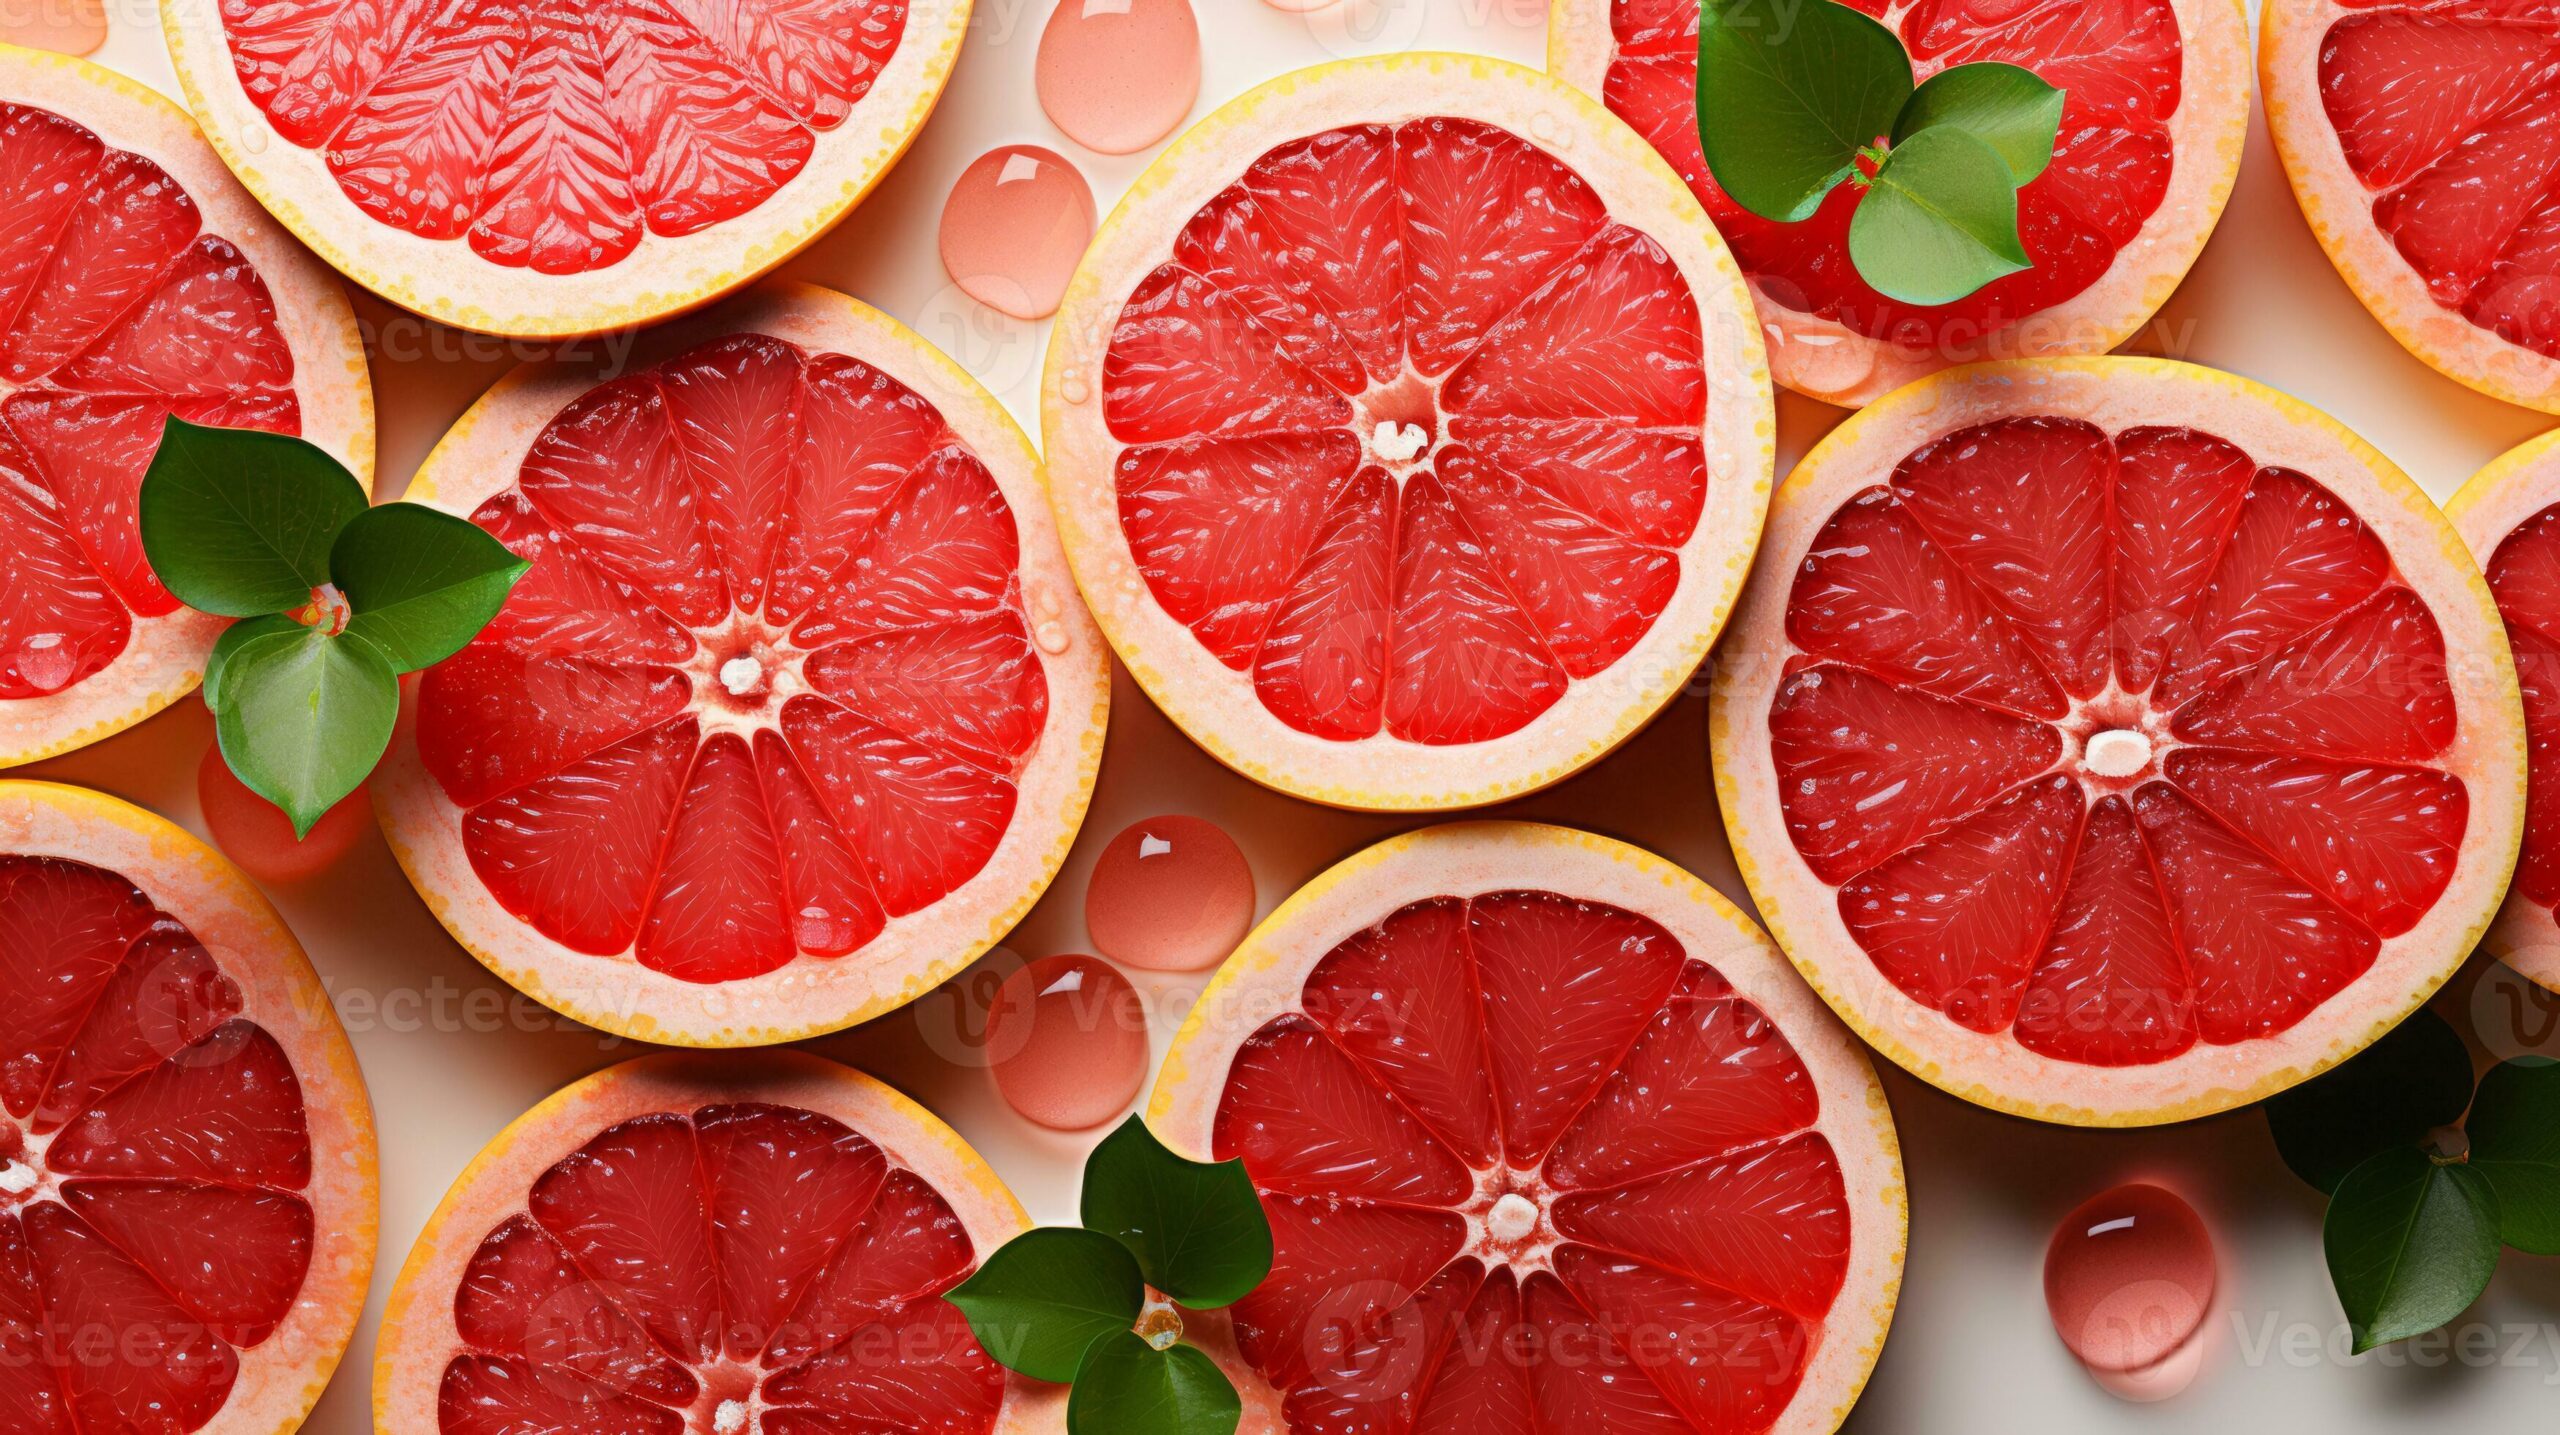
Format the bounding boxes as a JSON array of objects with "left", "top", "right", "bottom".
[
  {"left": 1034, "top": 0, "right": 1202, "bottom": 156},
  {"left": 1086, "top": 814, "right": 1254, "bottom": 972},
  {"left": 2045, "top": 1183, "right": 2216, "bottom": 1377},
  {"left": 1, "top": 0, "right": 105, "bottom": 55},
  {"left": 988, "top": 954, "right": 1149, "bottom": 1131},
  {"left": 939, "top": 145, "right": 1095, "bottom": 321}
]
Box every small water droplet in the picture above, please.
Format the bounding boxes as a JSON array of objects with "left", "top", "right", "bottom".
[
  {"left": 1060, "top": 370, "right": 1092, "bottom": 405},
  {"left": 1086, "top": 815, "right": 1254, "bottom": 972},
  {"left": 987, "top": 954, "right": 1149, "bottom": 1130},
  {"left": 940, "top": 145, "right": 1096, "bottom": 321},
  {"left": 15, "top": 634, "right": 73, "bottom": 694},
  {"left": 2045, "top": 1182, "right": 2215, "bottom": 1391},
  {"left": 1033, "top": 620, "right": 1070, "bottom": 655},
  {"left": 1035, "top": 0, "right": 1202, "bottom": 156}
]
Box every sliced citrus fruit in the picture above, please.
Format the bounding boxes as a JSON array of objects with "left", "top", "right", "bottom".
[
  {"left": 2450, "top": 430, "right": 2560, "bottom": 988},
  {"left": 1711, "top": 357, "right": 2524, "bottom": 1126},
  {"left": 373, "top": 282, "right": 1108, "bottom": 1047},
  {"left": 374, "top": 1049, "right": 1063, "bottom": 1435},
  {"left": 163, "top": 0, "right": 970, "bottom": 338},
  {"left": 1549, "top": 0, "right": 2250, "bottom": 407},
  {"left": 1151, "top": 821, "right": 1904, "bottom": 1435},
  {"left": 0, "top": 777, "right": 377, "bottom": 1433},
  {"left": 2264, "top": 0, "right": 2560, "bottom": 411},
  {"left": 1044, "top": 53, "right": 1775, "bottom": 810},
  {"left": 0, "top": 46, "right": 371, "bottom": 769}
]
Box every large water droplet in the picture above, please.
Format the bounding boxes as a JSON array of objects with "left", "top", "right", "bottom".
[
  {"left": 2045, "top": 1182, "right": 2215, "bottom": 1387},
  {"left": 940, "top": 145, "right": 1095, "bottom": 321},
  {"left": 988, "top": 954, "right": 1149, "bottom": 1130},
  {"left": 1035, "top": 0, "right": 1202, "bottom": 156},
  {"left": 2, "top": 0, "right": 103, "bottom": 55},
  {"left": 1085, "top": 815, "right": 1254, "bottom": 972}
]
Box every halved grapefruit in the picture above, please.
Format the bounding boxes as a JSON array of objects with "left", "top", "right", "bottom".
[
  {"left": 374, "top": 1049, "right": 1063, "bottom": 1435},
  {"left": 162, "top": 0, "right": 971, "bottom": 338},
  {"left": 1043, "top": 54, "right": 1775, "bottom": 811},
  {"left": 1150, "top": 822, "right": 1904, "bottom": 1435},
  {"left": 2264, "top": 0, "right": 2560, "bottom": 412},
  {"left": 0, "top": 45, "right": 372, "bottom": 769},
  {"left": 2449, "top": 430, "right": 2560, "bottom": 989},
  {"left": 373, "top": 282, "right": 1108, "bottom": 1047},
  {"left": 1549, "top": 0, "right": 2251, "bottom": 407},
  {"left": 0, "top": 778, "right": 377, "bottom": 1433},
  {"left": 1711, "top": 357, "right": 2524, "bottom": 1126}
]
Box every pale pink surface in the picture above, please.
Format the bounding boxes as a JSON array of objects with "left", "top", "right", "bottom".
[
  {"left": 938, "top": 144, "right": 1095, "bottom": 320},
  {"left": 986, "top": 953, "right": 1148, "bottom": 1130},
  {"left": 1, "top": 0, "right": 104, "bottom": 56},
  {"left": 1084, "top": 813, "right": 1253, "bottom": 971},
  {"left": 1033, "top": 0, "right": 1202, "bottom": 156},
  {"left": 2044, "top": 1182, "right": 2216, "bottom": 1374}
]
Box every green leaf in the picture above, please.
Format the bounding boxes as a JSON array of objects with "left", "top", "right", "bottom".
[
  {"left": 2266, "top": 1007, "right": 2473, "bottom": 1195},
  {"left": 1847, "top": 127, "right": 2032, "bottom": 305},
  {"left": 2464, "top": 1058, "right": 2560, "bottom": 1253},
  {"left": 944, "top": 1228, "right": 1144, "bottom": 1383},
  {"left": 1081, "top": 1117, "right": 1273, "bottom": 1310},
  {"left": 2323, "top": 1146, "right": 2502, "bottom": 1353},
  {"left": 1891, "top": 61, "right": 2065, "bottom": 184},
  {"left": 212, "top": 625, "right": 398, "bottom": 839},
  {"left": 1068, "top": 1331, "right": 1242, "bottom": 1435},
  {"left": 331, "top": 504, "right": 529, "bottom": 673},
  {"left": 1696, "top": 0, "right": 1912, "bottom": 222},
  {"left": 139, "top": 418, "right": 368, "bottom": 617},
  {"left": 202, "top": 614, "right": 301, "bottom": 712}
]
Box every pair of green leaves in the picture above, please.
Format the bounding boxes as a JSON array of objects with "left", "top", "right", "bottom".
[
  {"left": 1696, "top": 0, "right": 2065, "bottom": 304},
  {"left": 945, "top": 1117, "right": 1273, "bottom": 1435},
  {"left": 141, "top": 419, "right": 528, "bottom": 837},
  {"left": 2266, "top": 1008, "right": 2560, "bottom": 1351}
]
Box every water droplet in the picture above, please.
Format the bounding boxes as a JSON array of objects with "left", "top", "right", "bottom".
[
  {"left": 1086, "top": 815, "right": 1254, "bottom": 972},
  {"left": 2045, "top": 1183, "right": 2215, "bottom": 1383},
  {"left": 1, "top": 0, "right": 103, "bottom": 55},
  {"left": 15, "top": 634, "right": 73, "bottom": 694},
  {"left": 1060, "top": 371, "right": 1092, "bottom": 405},
  {"left": 988, "top": 954, "right": 1149, "bottom": 1130},
  {"left": 1035, "top": 0, "right": 1202, "bottom": 156},
  {"left": 940, "top": 144, "right": 1096, "bottom": 321},
  {"left": 1033, "top": 620, "right": 1070, "bottom": 655}
]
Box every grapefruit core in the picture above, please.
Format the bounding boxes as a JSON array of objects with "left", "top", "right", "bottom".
[
  {"left": 373, "top": 1050, "right": 1065, "bottom": 1435},
  {"left": 1548, "top": 0, "right": 2251, "bottom": 407},
  {"left": 0, "top": 778, "right": 378, "bottom": 1434},
  {"left": 162, "top": 0, "right": 972, "bottom": 339},
  {"left": 1043, "top": 54, "right": 1776, "bottom": 811},
  {"left": 2449, "top": 429, "right": 2560, "bottom": 991},
  {"left": 372, "top": 282, "right": 1109, "bottom": 1048},
  {"left": 0, "top": 45, "right": 372, "bottom": 770},
  {"left": 2264, "top": 0, "right": 2560, "bottom": 412},
  {"left": 1711, "top": 357, "right": 2525, "bottom": 1126},
  {"left": 1150, "top": 822, "right": 1904, "bottom": 1435}
]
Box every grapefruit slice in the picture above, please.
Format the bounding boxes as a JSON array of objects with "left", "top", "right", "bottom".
[
  {"left": 1043, "top": 54, "right": 1775, "bottom": 810},
  {"left": 1549, "top": 0, "right": 2251, "bottom": 407},
  {"left": 1711, "top": 357, "right": 2524, "bottom": 1126},
  {"left": 2449, "top": 430, "right": 2560, "bottom": 989},
  {"left": 1150, "top": 822, "right": 1904, "bottom": 1435},
  {"left": 374, "top": 1049, "right": 1063, "bottom": 1435},
  {"left": 0, "top": 46, "right": 371, "bottom": 769},
  {"left": 0, "top": 778, "right": 377, "bottom": 1434},
  {"left": 373, "top": 282, "right": 1108, "bottom": 1047},
  {"left": 162, "top": 0, "right": 970, "bottom": 338},
  {"left": 2264, "top": 0, "right": 2560, "bottom": 412}
]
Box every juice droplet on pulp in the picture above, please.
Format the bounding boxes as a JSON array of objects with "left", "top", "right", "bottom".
[
  {"left": 1035, "top": 0, "right": 1202, "bottom": 156},
  {"left": 988, "top": 954, "right": 1149, "bottom": 1131},
  {"left": 2045, "top": 1182, "right": 2216, "bottom": 1377},
  {"left": 940, "top": 144, "right": 1095, "bottom": 320},
  {"left": 1086, "top": 814, "right": 1254, "bottom": 972}
]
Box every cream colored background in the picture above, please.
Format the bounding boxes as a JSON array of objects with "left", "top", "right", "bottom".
[{"left": 35, "top": 0, "right": 2560, "bottom": 1428}]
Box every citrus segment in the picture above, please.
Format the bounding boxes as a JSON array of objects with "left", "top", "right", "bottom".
[
  {"left": 168, "top": 0, "right": 969, "bottom": 336},
  {"left": 1548, "top": 0, "right": 2250, "bottom": 405},
  {"left": 376, "top": 1051, "right": 1062, "bottom": 1435},
  {"left": 1151, "top": 823, "right": 1902, "bottom": 1435},
  {"left": 1046, "top": 54, "right": 1772, "bottom": 810},
  {"left": 0, "top": 779, "right": 375, "bottom": 1435},
  {"left": 377, "top": 284, "right": 1106, "bottom": 1046},
  {"left": 1714, "top": 358, "right": 2525, "bottom": 1124},
  {"left": 0, "top": 50, "right": 370, "bottom": 767}
]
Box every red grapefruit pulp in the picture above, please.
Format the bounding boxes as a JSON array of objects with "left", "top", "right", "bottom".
[
  {"left": 375, "top": 1051, "right": 1061, "bottom": 1435},
  {"left": 1713, "top": 358, "right": 2524, "bottom": 1124},
  {"left": 164, "top": 0, "right": 973, "bottom": 336},
  {"left": 375, "top": 284, "right": 1109, "bottom": 1047},
  {"left": 1547, "top": 0, "right": 2251, "bottom": 406},
  {"left": 0, "top": 48, "right": 371, "bottom": 768},
  {"left": 1152, "top": 823, "right": 1903, "bottom": 1435},
  {"left": 1044, "top": 54, "right": 1774, "bottom": 810},
  {"left": 0, "top": 779, "right": 377, "bottom": 1434}
]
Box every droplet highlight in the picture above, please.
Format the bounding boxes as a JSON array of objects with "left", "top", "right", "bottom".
[
  {"left": 940, "top": 144, "right": 1096, "bottom": 321},
  {"left": 1035, "top": 0, "right": 1202, "bottom": 156},
  {"left": 1086, "top": 815, "right": 1254, "bottom": 972},
  {"left": 987, "top": 954, "right": 1150, "bottom": 1131},
  {"left": 2045, "top": 1183, "right": 2216, "bottom": 1380}
]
